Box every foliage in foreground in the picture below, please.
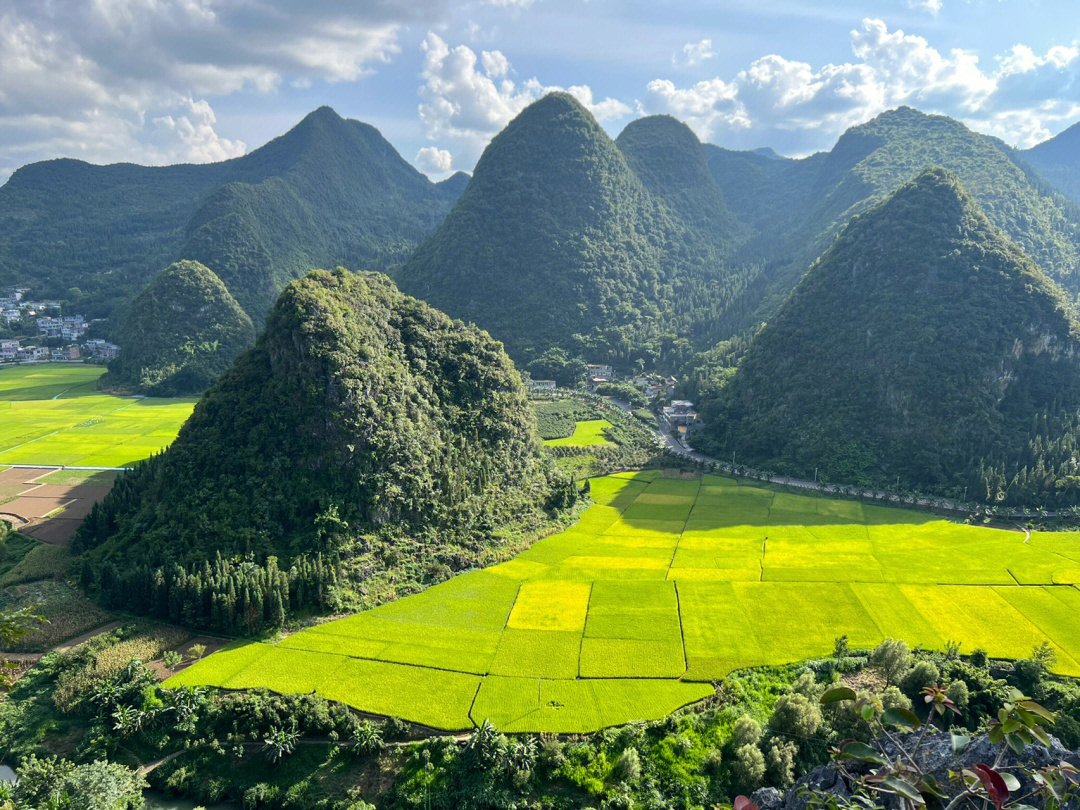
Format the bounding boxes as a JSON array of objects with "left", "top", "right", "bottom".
[{"left": 6, "top": 618, "right": 1080, "bottom": 810}]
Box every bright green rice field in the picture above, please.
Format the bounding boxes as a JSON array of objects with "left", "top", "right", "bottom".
[
  {"left": 169, "top": 471, "right": 1080, "bottom": 733},
  {"left": 543, "top": 419, "right": 614, "bottom": 447},
  {"left": 0, "top": 365, "right": 195, "bottom": 468}
]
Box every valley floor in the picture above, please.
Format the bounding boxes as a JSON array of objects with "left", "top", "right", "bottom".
[
  {"left": 0, "top": 364, "right": 195, "bottom": 468},
  {"left": 168, "top": 470, "right": 1080, "bottom": 733}
]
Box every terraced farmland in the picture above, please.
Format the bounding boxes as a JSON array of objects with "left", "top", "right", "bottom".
[
  {"left": 168, "top": 471, "right": 1080, "bottom": 733},
  {"left": 0, "top": 365, "right": 195, "bottom": 468}
]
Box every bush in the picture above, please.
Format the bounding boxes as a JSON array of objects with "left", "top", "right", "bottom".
[
  {"left": 734, "top": 743, "right": 765, "bottom": 788},
  {"left": 870, "top": 638, "right": 910, "bottom": 686},
  {"left": 901, "top": 660, "right": 940, "bottom": 698},
  {"left": 732, "top": 714, "right": 762, "bottom": 747},
  {"left": 768, "top": 692, "right": 822, "bottom": 738}
]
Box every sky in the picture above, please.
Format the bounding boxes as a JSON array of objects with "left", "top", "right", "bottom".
[{"left": 1, "top": 0, "right": 1078, "bottom": 183}]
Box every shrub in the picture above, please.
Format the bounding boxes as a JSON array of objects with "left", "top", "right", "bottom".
[
  {"left": 766, "top": 740, "right": 798, "bottom": 788},
  {"left": 881, "top": 685, "right": 912, "bottom": 711},
  {"left": 769, "top": 692, "right": 821, "bottom": 738},
  {"left": 870, "top": 638, "right": 909, "bottom": 686},
  {"left": 734, "top": 743, "right": 765, "bottom": 788},
  {"left": 732, "top": 714, "right": 762, "bottom": 747},
  {"left": 901, "top": 660, "right": 940, "bottom": 698},
  {"left": 613, "top": 747, "right": 641, "bottom": 783}
]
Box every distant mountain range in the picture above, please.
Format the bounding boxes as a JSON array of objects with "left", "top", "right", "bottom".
[
  {"left": 1021, "top": 121, "right": 1080, "bottom": 206},
  {"left": 0, "top": 107, "right": 465, "bottom": 322}
]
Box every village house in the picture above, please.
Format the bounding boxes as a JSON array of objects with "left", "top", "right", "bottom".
[
  {"left": 660, "top": 400, "right": 699, "bottom": 434},
  {"left": 527, "top": 378, "right": 557, "bottom": 393},
  {"left": 0, "top": 339, "right": 19, "bottom": 361},
  {"left": 83, "top": 339, "right": 120, "bottom": 360}
]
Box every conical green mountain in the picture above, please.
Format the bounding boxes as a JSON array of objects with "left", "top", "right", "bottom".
[
  {"left": 0, "top": 107, "right": 462, "bottom": 323},
  {"left": 396, "top": 94, "right": 740, "bottom": 369},
  {"left": 98, "top": 260, "right": 255, "bottom": 396},
  {"left": 704, "top": 169, "right": 1080, "bottom": 505},
  {"left": 1023, "top": 121, "right": 1080, "bottom": 205},
  {"left": 180, "top": 106, "right": 462, "bottom": 319},
  {"left": 397, "top": 93, "right": 669, "bottom": 364},
  {"left": 707, "top": 107, "right": 1080, "bottom": 336},
  {"left": 76, "top": 269, "right": 562, "bottom": 597},
  {"left": 615, "top": 114, "right": 739, "bottom": 244}
]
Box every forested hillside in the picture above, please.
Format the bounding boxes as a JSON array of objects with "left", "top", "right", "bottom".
[
  {"left": 74, "top": 269, "right": 571, "bottom": 627},
  {"left": 0, "top": 107, "right": 463, "bottom": 323},
  {"left": 397, "top": 96, "right": 745, "bottom": 372},
  {"left": 706, "top": 107, "right": 1080, "bottom": 339},
  {"left": 97, "top": 260, "right": 255, "bottom": 396},
  {"left": 1023, "top": 122, "right": 1080, "bottom": 205},
  {"left": 700, "top": 169, "right": 1080, "bottom": 506},
  {"left": 179, "top": 106, "right": 466, "bottom": 319}
]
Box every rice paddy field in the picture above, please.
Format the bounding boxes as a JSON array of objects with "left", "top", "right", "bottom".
[
  {"left": 169, "top": 471, "right": 1080, "bottom": 734},
  {"left": 543, "top": 419, "right": 614, "bottom": 447},
  {"left": 0, "top": 365, "right": 195, "bottom": 468}
]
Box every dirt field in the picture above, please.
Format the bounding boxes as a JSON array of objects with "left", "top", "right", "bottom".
[{"left": 0, "top": 467, "right": 116, "bottom": 544}]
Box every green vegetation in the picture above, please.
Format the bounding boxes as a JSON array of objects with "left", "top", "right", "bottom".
[
  {"left": 98, "top": 260, "right": 255, "bottom": 395},
  {"left": 703, "top": 106, "right": 1080, "bottom": 341},
  {"left": 1023, "top": 121, "right": 1080, "bottom": 205},
  {"left": 0, "top": 365, "right": 195, "bottom": 467},
  {"left": 0, "top": 106, "right": 463, "bottom": 323},
  {"left": 7, "top": 592, "right": 1080, "bottom": 810},
  {"left": 701, "top": 169, "right": 1080, "bottom": 506},
  {"left": 168, "top": 471, "right": 1080, "bottom": 732},
  {"left": 543, "top": 419, "right": 613, "bottom": 447},
  {"left": 0, "top": 580, "right": 111, "bottom": 652},
  {"left": 397, "top": 96, "right": 742, "bottom": 372},
  {"left": 75, "top": 269, "right": 574, "bottom": 629},
  {"left": 534, "top": 398, "right": 598, "bottom": 440},
  {"left": 0, "top": 530, "right": 36, "bottom": 580}
]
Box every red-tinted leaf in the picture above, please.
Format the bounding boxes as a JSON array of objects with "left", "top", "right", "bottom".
[
  {"left": 735, "top": 796, "right": 759, "bottom": 810},
  {"left": 973, "top": 764, "right": 1010, "bottom": 810}
]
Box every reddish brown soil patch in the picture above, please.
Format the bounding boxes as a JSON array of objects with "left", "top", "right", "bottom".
[
  {"left": 2, "top": 495, "right": 74, "bottom": 520},
  {"left": 0, "top": 467, "right": 53, "bottom": 484}
]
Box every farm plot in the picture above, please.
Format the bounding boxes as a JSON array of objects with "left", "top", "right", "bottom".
[
  {"left": 543, "top": 419, "right": 614, "bottom": 447},
  {"left": 0, "top": 365, "right": 194, "bottom": 468},
  {"left": 0, "top": 466, "right": 117, "bottom": 544},
  {"left": 168, "top": 471, "right": 1080, "bottom": 733}
]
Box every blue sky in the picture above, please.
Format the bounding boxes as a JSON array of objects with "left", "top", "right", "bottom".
[{"left": 1, "top": 0, "right": 1078, "bottom": 182}]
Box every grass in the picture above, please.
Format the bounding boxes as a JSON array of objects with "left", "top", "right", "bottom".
[
  {"left": 0, "top": 530, "right": 39, "bottom": 579},
  {"left": 0, "top": 364, "right": 194, "bottom": 468},
  {"left": 168, "top": 473, "right": 1080, "bottom": 733},
  {"left": 543, "top": 419, "right": 614, "bottom": 447}
]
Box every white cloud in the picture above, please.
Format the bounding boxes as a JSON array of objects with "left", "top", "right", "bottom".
[
  {"left": 674, "top": 39, "right": 716, "bottom": 68},
  {"left": 0, "top": 0, "right": 429, "bottom": 177},
  {"left": 906, "top": 0, "right": 943, "bottom": 15},
  {"left": 643, "top": 18, "right": 1080, "bottom": 153},
  {"left": 485, "top": 0, "right": 536, "bottom": 6},
  {"left": 418, "top": 33, "right": 629, "bottom": 168},
  {"left": 481, "top": 50, "right": 510, "bottom": 78},
  {"left": 416, "top": 145, "right": 454, "bottom": 173}
]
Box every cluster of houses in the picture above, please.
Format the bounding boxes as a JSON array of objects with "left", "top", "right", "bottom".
[
  {"left": 0, "top": 288, "right": 118, "bottom": 366},
  {"left": 0, "top": 337, "right": 118, "bottom": 364},
  {"left": 526, "top": 359, "right": 699, "bottom": 438}
]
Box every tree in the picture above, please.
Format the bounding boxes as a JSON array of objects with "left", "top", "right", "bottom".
[
  {"left": 13, "top": 755, "right": 147, "bottom": 810},
  {"left": 870, "top": 638, "right": 909, "bottom": 687}
]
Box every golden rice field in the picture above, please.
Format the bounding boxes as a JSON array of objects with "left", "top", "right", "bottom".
[{"left": 169, "top": 471, "right": 1080, "bottom": 733}]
